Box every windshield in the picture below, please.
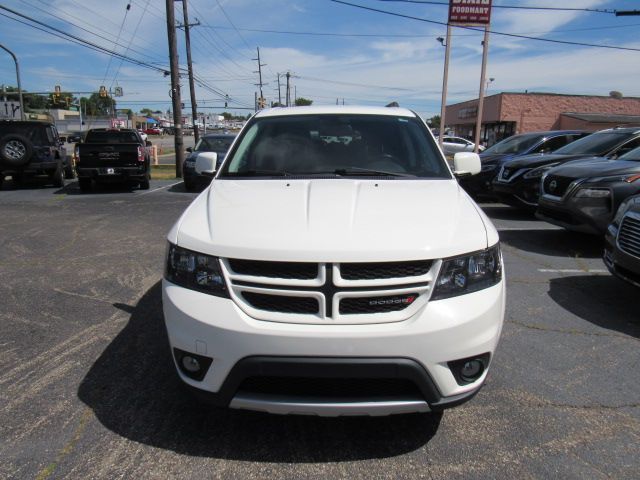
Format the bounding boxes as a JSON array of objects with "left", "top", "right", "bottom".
[
  {"left": 618, "top": 145, "right": 640, "bottom": 161},
  {"left": 482, "top": 133, "right": 543, "bottom": 155},
  {"left": 219, "top": 114, "right": 450, "bottom": 179},
  {"left": 195, "top": 136, "right": 235, "bottom": 153},
  {"left": 553, "top": 132, "right": 629, "bottom": 155}
]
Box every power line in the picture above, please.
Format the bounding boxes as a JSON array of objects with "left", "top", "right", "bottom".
[
  {"left": 198, "top": 22, "right": 640, "bottom": 38},
  {"left": 329, "top": 0, "right": 640, "bottom": 53},
  {"left": 373, "top": 0, "right": 615, "bottom": 14},
  {"left": 0, "top": 5, "right": 169, "bottom": 73}
]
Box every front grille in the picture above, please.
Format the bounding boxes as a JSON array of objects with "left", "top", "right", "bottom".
[
  {"left": 340, "top": 261, "right": 432, "bottom": 280},
  {"left": 242, "top": 292, "right": 319, "bottom": 314},
  {"left": 229, "top": 259, "right": 318, "bottom": 279},
  {"left": 543, "top": 174, "right": 574, "bottom": 197},
  {"left": 238, "top": 376, "right": 422, "bottom": 399},
  {"left": 339, "top": 293, "right": 419, "bottom": 315},
  {"left": 618, "top": 214, "right": 640, "bottom": 258}
]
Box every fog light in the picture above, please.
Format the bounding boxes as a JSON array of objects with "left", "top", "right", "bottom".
[
  {"left": 182, "top": 355, "right": 201, "bottom": 373},
  {"left": 460, "top": 360, "right": 483, "bottom": 382},
  {"left": 448, "top": 353, "right": 490, "bottom": 385},
  {"left": 173, "top": 348, "right": 213, "bottom": 381}
]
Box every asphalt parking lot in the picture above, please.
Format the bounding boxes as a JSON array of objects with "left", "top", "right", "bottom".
[{"left": 0, "top": 180, "right": 638, "bottom": 479}]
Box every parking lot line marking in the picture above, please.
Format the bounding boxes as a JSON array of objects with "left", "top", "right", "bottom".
[
  {"left": 138, "top": 181, "right": 183, "bottom": 195},
  {"left": 538, "top": 269, "right": 608, "bottom": 274}
]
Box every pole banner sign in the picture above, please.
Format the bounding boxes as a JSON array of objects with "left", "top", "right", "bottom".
[{"left": 448, "top": 0, "right": 492, "bottom": 26}]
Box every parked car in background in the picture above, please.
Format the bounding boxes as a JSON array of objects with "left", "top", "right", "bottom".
[
  {"left": 536, "top": 146, "right": 640, "bottom": 235},
  {"left": 440, "top": 136, "right": 485, "bottom": 156},
  {"left": 492, "top": 127, "right": 640, "bottom": 209},
  {"left": 182, "top": 133, "right": 236, "bottom": 191},
  {"left": 0, "top": 120, "right": 71, "bottom": 188},
  {"left": 144, "top": 126, "right": 163, "bottom": 135},
  {"left": 75, "top": 128, "right": 151, "bottom": 192},
  {"left": 66, "top": 131, "right": 85, "bottom": 144},
  {"left": 603, "top": 194, "right": 640, "bottom": 287},
  {"left": 459, "top": 130, "right": 588, "bottom": 198}
]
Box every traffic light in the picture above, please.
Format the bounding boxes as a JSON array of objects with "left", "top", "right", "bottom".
[
  {"left": 258, "top": 96, "right": 266, "bottom": 109},
  {"left": 99, "top": 85, "right": 107, "bottom": 98}
]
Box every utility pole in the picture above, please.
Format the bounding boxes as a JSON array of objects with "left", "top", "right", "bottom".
[
  {"left": 253, "top": 47, "right": 266, "bottom": 109},
  {"left": 474, "top": 27, "right": 490, "bottom": 153},
  {"left": 277, "top": 73, "right": 282, "bottom": 105},
  {"left": 285, "top": 72, "right": 291, "bottom": 107},
  {"left": 166, "top": 0, "right": 184, "bottom": 178},
  {"left": 438, "top": 28, "right": 452, "bottom": 150},
  {"left": 179, "top": 0, "right": 201, "bottom": 142}
]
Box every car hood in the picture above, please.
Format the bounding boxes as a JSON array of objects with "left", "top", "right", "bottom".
[
  {"left": 548, "top": 158, "right": 640, "bottom": 180},
  {"left": 505, "top": 153, "right": 593, "bottom": 170},
  {"left": 479, "top": 153, "right": 514, "bottom": 166},
  {"left": 173, "top": 179, "right": 493, "bottom": 262}
]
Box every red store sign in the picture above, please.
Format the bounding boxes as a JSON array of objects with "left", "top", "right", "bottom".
[{"left": 448, "top": 0, "right": 493, "bottom": 26}]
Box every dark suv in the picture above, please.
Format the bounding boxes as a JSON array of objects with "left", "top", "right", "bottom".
[{"left": 0, "top": 120, "right": 71, "bottom": 188}]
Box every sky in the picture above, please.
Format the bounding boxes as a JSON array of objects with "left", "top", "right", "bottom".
[{"left": 1, "top": 0, "right": 640, "bottom": 119}]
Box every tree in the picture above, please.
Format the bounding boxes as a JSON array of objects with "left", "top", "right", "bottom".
[
  {"left": 140, "top": 108, "right": 154, "bottom": 116},
  {"left": 4, "top": 86, "right": 49, "bottom": 111},
  {"left": 82, "top": 93, "right": 116, "bottom": 116},
  {"left": 295, "top": 97, "right": 313, "bottom": 106},
  {"left": 427, "top": 115, "right": 441, "bottom": 129}
]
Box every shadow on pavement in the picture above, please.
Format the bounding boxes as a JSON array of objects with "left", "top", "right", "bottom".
[
  {"left": 78, "top": 282, "right": 442, "bottom": 461},
  {"left": 548, "top": 275, "right": 639, "bottom": 338},
  {"left": 499, "top": 229, "right": 603, "bottom": 259},
  {"left": 62, "top": 181, "right": 138, "bottom": 196}
]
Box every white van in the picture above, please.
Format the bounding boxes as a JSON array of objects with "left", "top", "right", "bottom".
[{"left": 162, "top": 106, "right": 505, "bottom": 416}]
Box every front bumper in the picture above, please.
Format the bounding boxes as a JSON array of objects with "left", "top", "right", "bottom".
[
  {"left": 162, "top": 278, "right": 505, "bottom": 415},
  {"left": 536, "top": 195, "right": 612, "bottom": 235},
  {"left": 492, "top": 177, "right": 541, "bottom": 208}
]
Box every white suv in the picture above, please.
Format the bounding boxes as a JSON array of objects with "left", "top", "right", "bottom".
[{"left": 163, "top": 106, "right": 505, "bottom": 416}]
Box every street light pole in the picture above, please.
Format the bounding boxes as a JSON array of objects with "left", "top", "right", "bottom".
[
  {"left": 438, "top": 27, "right": 452, "bottom": 149},
  {"left": 473, "top": 27, "right": 490, "bottom": 153},
  {"left": 0, "top": 43, "right": 25, "bottom": 120}
]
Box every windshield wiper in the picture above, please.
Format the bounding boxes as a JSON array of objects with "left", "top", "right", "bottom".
[
  {"left": 227, "top": 169, "right": 291, "bottom": 177},
  {"left": 333, "top": 167, "right": 416, "bottom": 178}
]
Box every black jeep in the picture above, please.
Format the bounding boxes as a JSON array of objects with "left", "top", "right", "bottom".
[{"left": 0, "top": 121, "right": 71, "bottom": 188}]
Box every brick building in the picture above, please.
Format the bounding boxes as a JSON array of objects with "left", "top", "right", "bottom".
[{"left": 444, "top": 92, "right": 640, "bottom": 146}]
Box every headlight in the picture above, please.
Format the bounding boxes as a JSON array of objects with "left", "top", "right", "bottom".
[
  {"left": 431, "top": 245, "right": 502, "bottom": 301},
  {"left": 523, "top": 162, "right": 559, "bottom": 179},
  {"left": 575, "top": 188, "right": 610, "bottom": 198},
  {"left": 165, "top": 243, "right": 229, "bottom": 297}
]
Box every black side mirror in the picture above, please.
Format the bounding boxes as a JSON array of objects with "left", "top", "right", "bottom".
[
  {"left": 186, "top": 147, "right": 193, "bottom": 152},
  {"left": 59, "top": 137, "right": 67, "bottom": 143},
  {"left": 146, "top": 140, "right": 152, "bottom": 147}
]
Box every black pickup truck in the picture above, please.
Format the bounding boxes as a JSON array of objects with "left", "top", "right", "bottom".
[{"left": 76, "top": 128, "right": 151, "bottom": 192}]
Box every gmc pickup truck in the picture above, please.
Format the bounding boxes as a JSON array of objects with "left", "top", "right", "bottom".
[{"left": 76, "top": 128, "right": 151, "bottom": 192}]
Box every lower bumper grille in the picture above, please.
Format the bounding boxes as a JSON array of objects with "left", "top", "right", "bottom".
[{"left": 238, "top": 376, "right": 423, "bottom": 399}]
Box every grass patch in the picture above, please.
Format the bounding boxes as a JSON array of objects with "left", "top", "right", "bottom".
[{"left": 151, "top": 164, "right": 178, "bottom": 180}]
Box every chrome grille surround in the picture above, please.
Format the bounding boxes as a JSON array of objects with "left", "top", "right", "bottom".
[{"left": 220, "top": 259, "right": 438, "bottom": 325}]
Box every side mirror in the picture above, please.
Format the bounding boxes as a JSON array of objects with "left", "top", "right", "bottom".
[
  {"left": 195, "top": 152, "right": 217, "bottom": 177},
  {"left": 453, "top": 152, "right": 481, "bottom": 177},
  {"left": 186, "top": 147, "right": 193, "bottom": 152},
  {"left": 146, "top": 140, "right": 152, "bottom": 147},
  {"left": 59, "top": 136, "right": 67, "bottom": 143}
]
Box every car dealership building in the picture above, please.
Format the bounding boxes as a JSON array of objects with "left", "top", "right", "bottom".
[{"left": 444, "top": 92, "right": 640, "bottom": 146}]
